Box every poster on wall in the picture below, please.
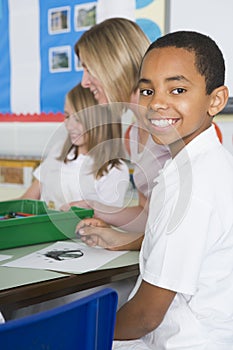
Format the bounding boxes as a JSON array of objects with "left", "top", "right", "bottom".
[
  {"left": 40, "top": 1, "right": 98, "bottom": 114},
  {"left": 0, "top": 0, "right": 166, "bottom": 117}
]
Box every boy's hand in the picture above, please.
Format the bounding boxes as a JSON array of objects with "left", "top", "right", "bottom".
[
  {"left": 76, "top": 218, "right": 120, "bottom": 250},
  {"left": 76, "top": 218, "right": 143, "bottom": 251},
  {"left": 77, "top": 217, "right": 110, "bottom": 230}
]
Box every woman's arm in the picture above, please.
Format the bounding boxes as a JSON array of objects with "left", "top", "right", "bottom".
[
  {"left": 93, "top": 201, "right": 148, "bottom": 232},
  {"left": 65, "top": 190, "right": 149, "bottom": 232},
  {"left": 20, "top": 179, "right": 41, "bottom": 200}
]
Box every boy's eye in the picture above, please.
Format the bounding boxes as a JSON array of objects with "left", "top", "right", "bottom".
[
  {"left": 172, "top": 87, "right": 186, "bottom": 95},
  {"left": 140, "top": 89, "right": 154, "bottom": 96}
]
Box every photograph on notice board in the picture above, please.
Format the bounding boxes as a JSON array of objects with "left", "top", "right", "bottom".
[
  {"left": 48, "top": 6, "right": 71, "bottom": 35},
  {"left": 49, "top": 46, "right": 71, "bottom": 73},
  {"left": 74, "top": 2, "right": 97, "bottom": 31}
]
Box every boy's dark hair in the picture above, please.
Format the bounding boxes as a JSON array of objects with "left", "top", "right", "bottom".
[{"left": 145, "top": 31, "right": 225, "bottom": 94}]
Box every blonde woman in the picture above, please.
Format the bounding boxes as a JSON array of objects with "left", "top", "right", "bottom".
[
  {"left": 69, "top": 17, "right": 171, "bottom": 233},
  {"left": 75, "top": 17, "right": 149, "bottom": 105},
  {"left": 20, "top": 83, "right": 129, "bottom": 210}
]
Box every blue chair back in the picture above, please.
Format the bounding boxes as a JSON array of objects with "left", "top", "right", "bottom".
[{"left": 0, "top": 288, "right": 118, "bottom": 349}]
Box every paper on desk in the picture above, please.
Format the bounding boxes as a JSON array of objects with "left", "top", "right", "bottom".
[
  {"left": 0, "top": 254, "right": 12, "bottom": 262},
  {"left": 3, "top": 241, "right": 128, "bottom": 274}
]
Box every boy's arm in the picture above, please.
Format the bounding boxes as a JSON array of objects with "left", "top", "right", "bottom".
[{"left": 114, "top": 280, "right": 176, "bottom": 340}]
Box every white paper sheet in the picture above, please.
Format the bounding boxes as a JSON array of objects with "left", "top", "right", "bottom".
[
  {"left": 3, "top": 241, "right": 128, "bottom": 274},
  {"left": 0, "top": 254, "right": 12, "bottom": 262}
]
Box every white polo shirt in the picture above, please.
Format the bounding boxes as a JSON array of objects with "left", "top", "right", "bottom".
[
  {"left": 129, "top": 125, "right": 233, "bottom": 349},
  {"left": 34, "top": 148, "right": 129, "bottom": 210}
]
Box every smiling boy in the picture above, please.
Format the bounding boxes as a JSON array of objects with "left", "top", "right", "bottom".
[
  {"left": 77, "top": 31, "right": 233, "bottom": 349},
  {"left": 112, "top": 31, "right": 233, "bottom": 349}
]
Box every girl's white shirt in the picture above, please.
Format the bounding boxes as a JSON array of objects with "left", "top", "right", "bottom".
[{"left": 33, "top": 146, "right": 129, "bottom": 210}]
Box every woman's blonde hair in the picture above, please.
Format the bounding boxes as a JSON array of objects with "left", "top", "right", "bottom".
[
  {"left": 59, "top": 84, "right": 125, "bottom": 178},
  {"left": 75, "top": 17, "right": 150, "bottom": 103}
]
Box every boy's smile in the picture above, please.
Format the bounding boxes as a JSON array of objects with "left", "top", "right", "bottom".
[{"left": 138, "top": 47, "right": 214, "bottom": 156}]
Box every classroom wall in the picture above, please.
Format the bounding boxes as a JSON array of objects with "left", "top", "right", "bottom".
[
  {"left": 0, "top": 0, "right": 232, "bottom": 162},
  {"left": 0, "top": 0, "right": 167, "bottom": 163},
  {"left": 0, "top": 122, "right": 66, "bottom": 158},
  {"left": 168, "top": 0, "right": 233, "bottom": 97}
]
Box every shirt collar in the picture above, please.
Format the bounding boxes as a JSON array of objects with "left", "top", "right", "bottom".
[{"left": 155, "top": 125, "right": 220, "bottom": 181}]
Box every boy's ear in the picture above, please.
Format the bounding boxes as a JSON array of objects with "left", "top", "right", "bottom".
[{"left": 208, "top": 85, "right": 229, "bottom": 116}]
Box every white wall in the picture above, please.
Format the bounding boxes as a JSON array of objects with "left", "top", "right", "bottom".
[
  {"left": 169, "top": 0, "right": 233, "bottom": 97},
  {"left": 168, "top": 0, "right": 233, "bottom": 154},
  {"left": 0, "top": 122, "right": 67, "bottom": 158}
]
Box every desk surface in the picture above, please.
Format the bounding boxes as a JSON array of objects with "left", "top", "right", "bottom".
[{"left": 0, "top": 242, "right": 139, "bottom": 315}]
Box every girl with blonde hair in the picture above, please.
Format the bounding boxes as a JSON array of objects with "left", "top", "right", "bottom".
[{"left": 20, "top": 83, "right": 129, "bottom": 210}]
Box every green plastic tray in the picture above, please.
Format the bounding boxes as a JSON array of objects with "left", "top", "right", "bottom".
[{"left": 0, "top": 200, "right": 93, "bottom": 249}]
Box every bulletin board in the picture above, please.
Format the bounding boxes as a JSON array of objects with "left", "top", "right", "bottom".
[{"left": 0, "top": 0, "right": 167, "bottom": 119}]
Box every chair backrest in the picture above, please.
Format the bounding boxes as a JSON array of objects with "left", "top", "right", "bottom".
[
  {"left": 212, "top": 121, "right": 223, "bottom": 143},
  {"left": 124, "top": 123, "right": 134, "bottom": 156},
  {"left": 0, "top": 288, "right": 118, "bottom": 350}
]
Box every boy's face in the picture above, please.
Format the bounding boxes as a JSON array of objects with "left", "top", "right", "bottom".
[{"left": 138, "top": 47, "right": 214, "bottom": 155}]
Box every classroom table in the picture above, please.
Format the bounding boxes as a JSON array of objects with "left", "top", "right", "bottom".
[{"left": 0, "top": 242, "right": 139, "bottom": 319}]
